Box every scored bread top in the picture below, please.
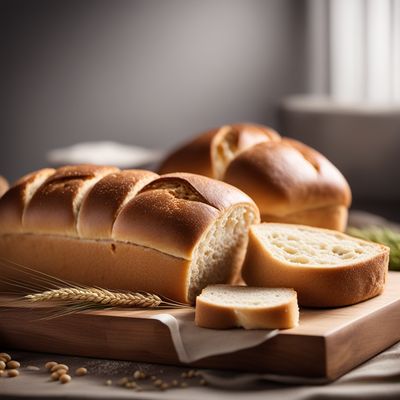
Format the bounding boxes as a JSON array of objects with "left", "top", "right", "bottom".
[
  {"left": 0, "top": 165, "right": 260, "bottom": 261},
  {"left": 23, "top": 165, "right": 119, "bottom": 236},
  {"left": 224, "top": 139, "right": 352, "bottom": 216},
  {"left": 112, "top": 173, "right": 259, "bottom": 259},
  {"left": 78, "top": 170, "right": 159, "bottom": 239},
  {"left": 0, "top": 168, "right": 55, "bottom": 233},
  {"left": 159, "top": 123, "right": 280, "bottom": 178}
]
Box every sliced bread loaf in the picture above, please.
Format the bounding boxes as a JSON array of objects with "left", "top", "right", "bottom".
[
  {"left": 242, "top": 223, "right": 390, "bottom": 307},
  {"left": 195, "top": 285, "right": 299, "bottom": 329}
]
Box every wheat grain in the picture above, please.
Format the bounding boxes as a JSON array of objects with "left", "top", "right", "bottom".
[{"left": 24, "top": 287, "right": 162, "bottom": 308}]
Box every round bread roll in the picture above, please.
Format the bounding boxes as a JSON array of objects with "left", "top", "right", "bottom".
[{"left": 159, "top": 123, "right": 351, "bottom": 231}]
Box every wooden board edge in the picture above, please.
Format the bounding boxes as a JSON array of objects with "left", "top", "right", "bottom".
[{"left": 325, "top": 297, "right": 400, "bottom": 380}]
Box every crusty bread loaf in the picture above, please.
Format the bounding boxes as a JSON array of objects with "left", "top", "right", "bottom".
[
  {"left": 159, "top": 123, "right": 351, "bottom": 231},
  {"left": 0, "top": 165, "right": 260, "bottom": 304},
  {"left": 242, "top": 223, "right": 389, "bottom": 307},
  {"left": 0, "top": 175, "right": 9, "bottom": 198},
  {"left": 195, "top": 285, "right": 299, "bottom": 329}
]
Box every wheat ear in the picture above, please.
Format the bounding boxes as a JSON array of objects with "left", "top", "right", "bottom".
[{"left": 25, "top": 287, "right": 162, "bottom": 308}]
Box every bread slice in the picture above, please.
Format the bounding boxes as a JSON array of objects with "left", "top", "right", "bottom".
[
  {"left": 195, "top": 285, "right": 299, "bottom": 329},
  {"left": 242, "top": 223, "right": 390, "bottom": 307}
]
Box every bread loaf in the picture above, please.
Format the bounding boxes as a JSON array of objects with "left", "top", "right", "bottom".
[
  {"left": 159, "top": 123, "right": 351, "bottom": 231},
  {"left": 0, "top": 175, "right": 9, "bottom": 198},
  {"left": 0, "top": 165, "right": 260, "bottom": 304},
  {"left": 242, "top": 223, "right": 389, "bottom": 307},
  {"left": 195, "top": 285, "right": 299, "bottom": 329}
]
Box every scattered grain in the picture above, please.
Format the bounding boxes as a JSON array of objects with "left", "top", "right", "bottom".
[
  {"left": 150, "top": 375, "right": 157, "bottom": 380},
  {"left": 45, "top": 361, "right": 57, "bottom": 370},
  {"left": 0, "top": 353, "right": 11, "bottom": 362},
  {"left": 154, "top": 379, "right": 163, "bottom": 387},
  {"left": 51, "top": 364, "right": 69, "bottom": 372},
  {"left": 187, "top": 369, "right": 195, "bottom": 378},
  {"left": 180, "top": 382, "right": 188, "bottom": 388},
  {"left": 7, "top": 369, "right": 19, "bottom": 378},
  {"left": 133, "top": 370, "right": 142, "bottom": 380},
  {"left": 26, "top": 366, "right": 40, "bottom": 371},
  {"left": 7, "top": 360, "right": 20, "bottom": 369},
  {"left": 51, "top": 372, "right": 60, "bottom": 381},
  {"left": 125, "top": 381, "right": 137, "bottom": 389},
  {"left": 56, "top": 369, "right": 68, "bottom": 377},
  {"left": 160, "top": 383, "right": 170, "bottom": 390},
  {"left": 117, "top": 377, "right": 129, "bottom": 386},
  {"left": 200, "top": 379, "right": 207, "bottom": 386},
  {"left": 60, "top": 374, "right": 71, "bottom": 384},
  {"left": 171, "top": 379, "right": 179, "bottom": 387},
  {"left": 104, "top": 379, "right": 112, "bottom": 386},
  {"left": 181, "top": 372, "right": 188, "bottom": 378},
  {"left": 75, "top": 367, "right": 87, "bottom": 376}
]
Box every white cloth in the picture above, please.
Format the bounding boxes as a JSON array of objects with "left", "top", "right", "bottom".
[{"left": 150, "top": 312, "right": 278, "bottom": 363}]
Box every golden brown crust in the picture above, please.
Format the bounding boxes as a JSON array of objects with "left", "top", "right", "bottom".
[
  {"left": 143, "top": 173, "right": 258, "bottom": 213},
  {"left": 224, "top": 140, "right": 351, "bottom": 218},
  {"left": 0, "top": 233, "right": 191, "bottom": 303},
  {"left": 158, "top": 129, "right": 218, "bottom": 176},
  {"left": 242, "top": 224, "right": 389, "bottom": 307},
  {"left": 113, "top": 189, "right": 220, "bottom": 259},
  {"left": 158, "top": 124, "right": 351, "bottom": 231},
  {"left": 23, "top": 165, "right": 118, "bottom": 236},
  {"left": 78, "top": 170, "right": 159, "bottom": 239},
  {"left": 0, "top": 168, "right": 55, "bottom": 233},
  {"left": 158, "top": 123, "right": 280, "bottom": 177},
  {"left": 116, "top": 173, "right": 259, "bottom": 258},
  {"left": 0, "top": 165, "right": 260, "bottom": 304},
  {"left": 195, "top": 287, "right": 299, "bottom": 329},
  {"left": 0, "top": 175, "right": 9, "bottom": 198}
]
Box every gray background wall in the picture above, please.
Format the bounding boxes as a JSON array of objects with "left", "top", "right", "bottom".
[
  {"left": 0, "top": 0, "right": 306, "bottom": 182},
  {"left": 1, "top": 0, "right": 398, "bottom": 220}
]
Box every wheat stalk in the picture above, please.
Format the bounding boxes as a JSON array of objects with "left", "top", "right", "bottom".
[{"left": 25, "top": 287, "right": 163, "bottom": 308}]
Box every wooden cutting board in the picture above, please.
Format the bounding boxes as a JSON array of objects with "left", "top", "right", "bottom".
[{"left": 1, "top": 272, "right": 399, "bottom": 381}]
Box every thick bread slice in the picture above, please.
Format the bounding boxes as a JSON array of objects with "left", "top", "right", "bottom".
[
  {"left": 195, "top": 285, "right": 299, "bottom": 329},
  {"left": 0, "top": 175, "right": 9, "bottom": 198},
  {"left": 242, "top": 223, "right": 390, "bottom": 307},
  {"left": 0, "top": 166, "right": 260, "bottom": 304}
]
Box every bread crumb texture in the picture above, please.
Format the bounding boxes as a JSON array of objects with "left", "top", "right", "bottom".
[{"left": 254, "top": 224, "right": 381, "bottom": 266}]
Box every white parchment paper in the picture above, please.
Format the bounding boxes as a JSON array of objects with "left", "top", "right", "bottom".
[{"left": 149, "top": 311, "right": 279, "bottom": 363}]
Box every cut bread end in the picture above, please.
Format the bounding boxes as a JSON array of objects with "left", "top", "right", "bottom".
[
  {"left": 195, "top": 285, "right": 299, "bottom": 329},
  {"left": 187, "top": 205, "right": 259, "bottom": 303},
  {"left": 242, "top": 223, "right": 390, "bottom": 307}
]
